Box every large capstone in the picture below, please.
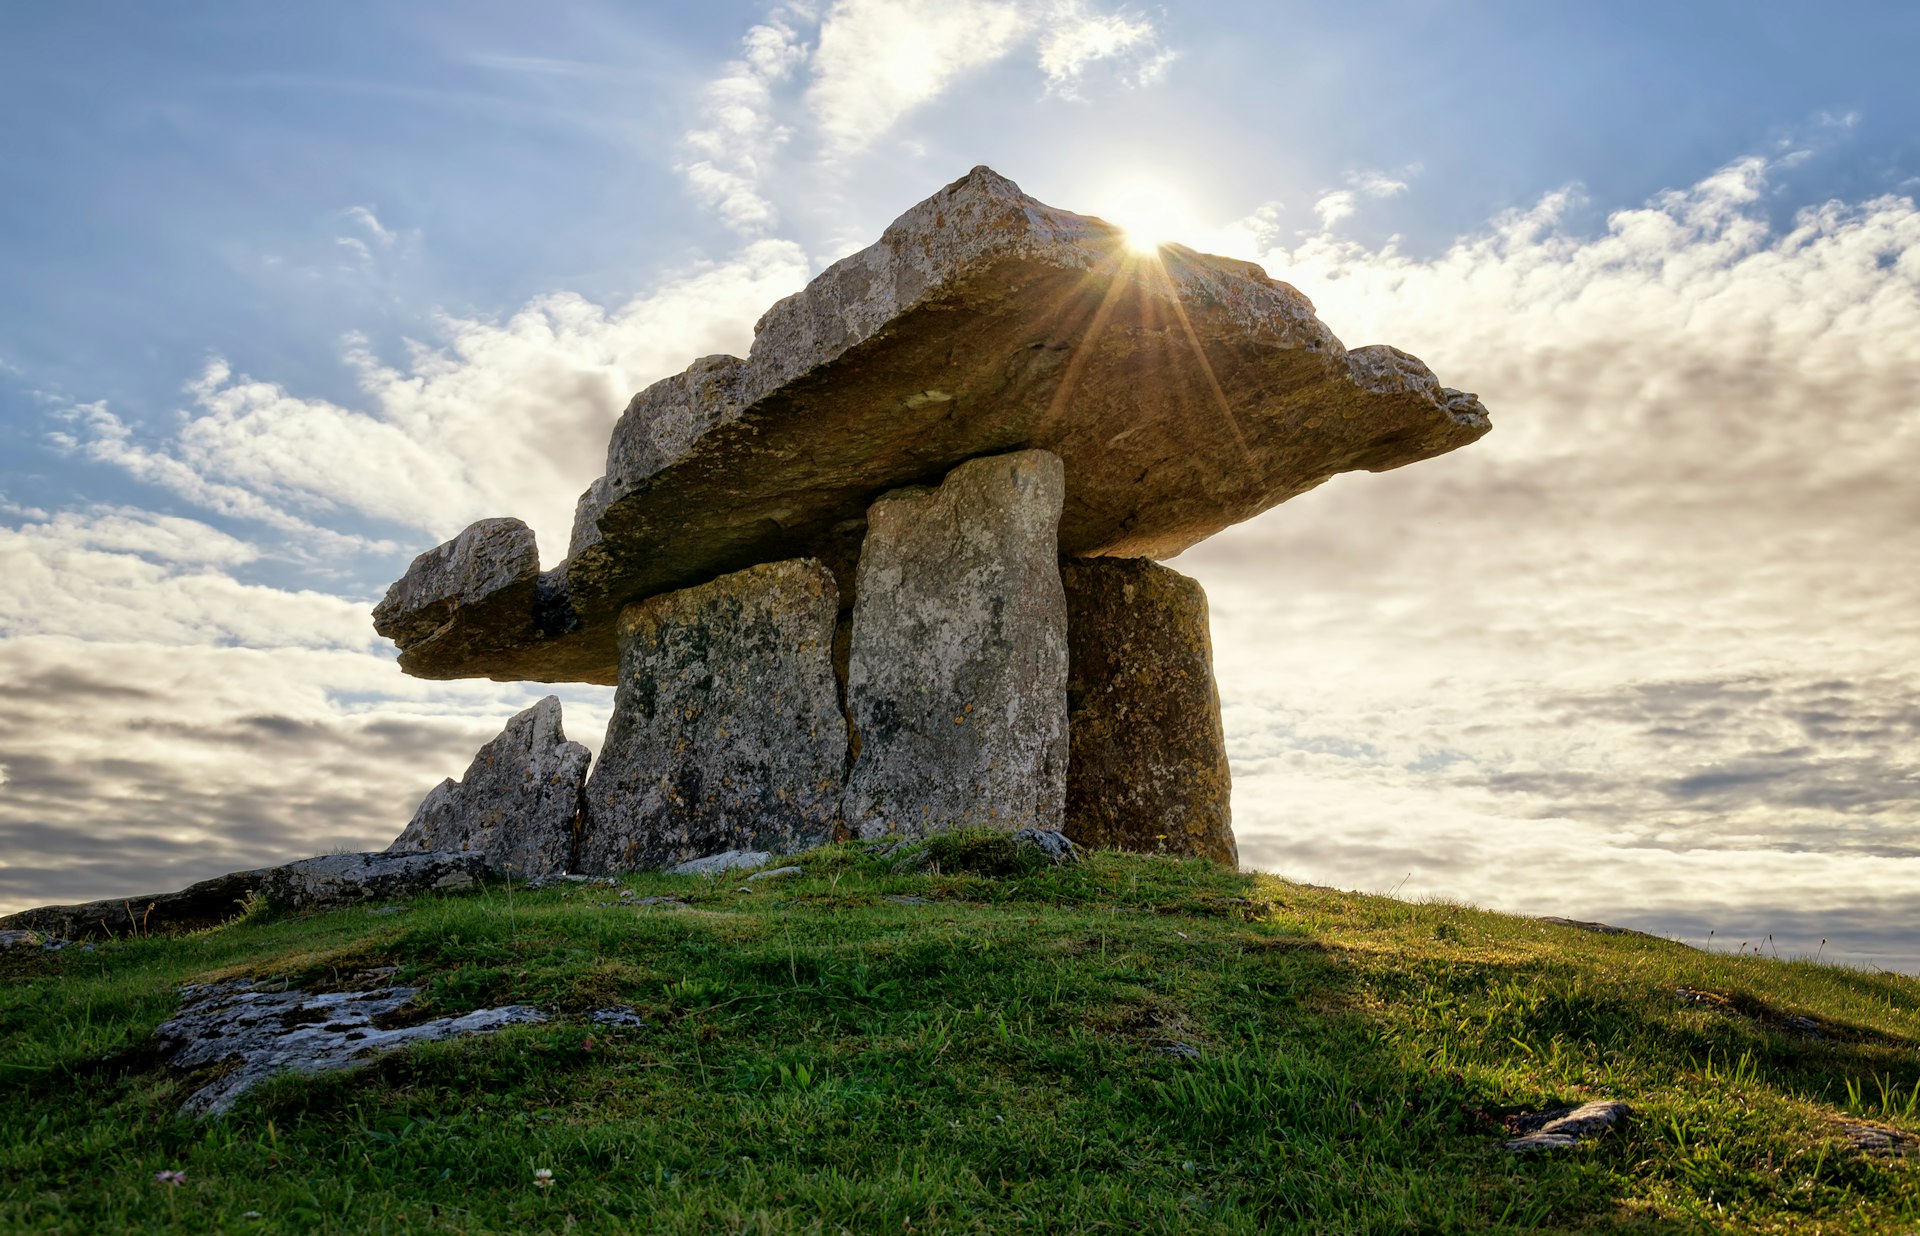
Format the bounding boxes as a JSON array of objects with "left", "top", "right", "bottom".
[
  {"left": 842, "top": 450, "right": 1068, "bottom": 838},
  {"left": 1062, "top": 558, "right": 1235, "bottom": 866},
  {"left": 575, "top": 559, "right": 846, "bottom": 873},
  {"left": 386, "top": 695, "right": 591, "bottom": 879},
  {"left": 379, "top": 166, "right": 1490, "bottom": 684}
]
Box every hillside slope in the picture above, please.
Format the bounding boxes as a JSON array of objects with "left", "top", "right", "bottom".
[{"left": 3, "top": 836, "right": 1917, "bottom": 1234}]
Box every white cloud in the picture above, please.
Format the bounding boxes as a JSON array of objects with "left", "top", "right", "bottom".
[
  {"left": 1036, "top": 2, "right": 1168, "bottom": 96},
  {"left": 61, "top": 241, "right": 812, "bottom": 563},
  {"left": 1346, "top": 165, "right": 1417, "bottom": 198},
  {"left": 344, "top": 205, "right": 397, "bottom": 247},
  {"left": 680, "top": 8, "right": 811, "bottom": 233},
  {"left": 808, "top": 0, "right": 1030, "bottom": 156},
  {"left": 1312, "top": 189, "right": 1355, "bottom": 228},
  {"left": 334, "top": 236, "right": 375, "bottom": 264}
]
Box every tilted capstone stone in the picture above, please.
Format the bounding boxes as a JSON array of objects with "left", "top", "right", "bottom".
[
  {"left": 385, "top": 695, "right": 590, "bottom": 879},
  {"left": 374, "top": 165, "right": 1489, "bottom": 685},
  {"left": 1061, "top": 558, "right": 1235, "bottom": 866},
  {"left": 575, "top": 559, "right": 846, "bottom": 873},
  {"left": 841, "top": 449, "right": 1068, "bottom": 838}
]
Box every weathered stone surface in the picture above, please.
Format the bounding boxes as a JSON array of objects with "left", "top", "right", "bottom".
[
  {"left": 373, "top": 517, "right": 554, "bottom": 680},
  {"left": 667, "top": 850, "right": 774, "bottom": 876},
  {"left": 154, "top": 981, "right": 545, "bottom": 1117},
  {"left": 386, "top": 695, "right": 590, "bottom": 879},
  {"left": 1061, "top": 558, "right": 1235, "bottom": 866},
  {"left": 0, "top": 869, "right": 269, "bottom": 940},
  {"left": 842, "top": 450, "right": 1068, "bottom": 838},
  {"left": 1010, "top": 828, "right": 1080, "bottom": 865},
  {"left": 259, "top": 851, "right": 494, "bottom": 909},
  {"left": 382, "top": 166, "right": 1490, "bottom": 683},
  {"left": 0, "top": 852, "right": 495, "bottom": 941},
  {"left": 576, "top": 559, "right": 847, "bottom": 873},
  {"left": 1503, "top": 1101, "right": 1632, "bottom": 1152}
]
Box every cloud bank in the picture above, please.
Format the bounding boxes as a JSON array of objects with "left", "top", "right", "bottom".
[{"left": 1178, "top": 147, "right": 1920, "bottom": 966}]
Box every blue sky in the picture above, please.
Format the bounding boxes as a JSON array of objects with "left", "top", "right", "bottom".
[{"left": 3, "top": 2, "right": 1918, "bottom": 967}]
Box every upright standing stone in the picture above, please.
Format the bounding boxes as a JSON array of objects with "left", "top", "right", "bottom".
[
  {"left": 1061, "top": 559, "right": 1236, "bottom": 866},
  {"left": 575, "top": 559, "right": 846, "bottom": 873},
  {"left": 842, "top": 450, "right": 1068, "bottom": 838},
  {"left": 387, "top": 696, "right": 590, "bottom": 879}
]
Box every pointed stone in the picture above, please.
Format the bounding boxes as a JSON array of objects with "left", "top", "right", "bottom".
[
  {"left": 377, "top": 166, "right": 1490, "bottom": 683},
  {"left": 576, "top": 559, "right": 846, "bottom": 873},
  {"left": 386, "top": 696, "right": 590, "bottom": 879},
  {"left": 842, "top": 450, "right": 1068, "bottom": 838},
  {"left": 1062, "top": 558, "right": 1235, "bottom": 866}
]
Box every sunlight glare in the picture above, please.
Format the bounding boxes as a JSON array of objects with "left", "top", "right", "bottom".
[{"left": 1105, "top": 182, "right": 1194, "bottom": 254}]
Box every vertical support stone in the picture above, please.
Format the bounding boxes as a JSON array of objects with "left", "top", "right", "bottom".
[
  {"left": 1061, "top": 558, "right": 1236, "bottom": 866},
  {"left": 842, "top": 449, "right": 1068, "bottom": 838},
  {"left": 575, "top": 559, "right": 846, "bottom": 873}
]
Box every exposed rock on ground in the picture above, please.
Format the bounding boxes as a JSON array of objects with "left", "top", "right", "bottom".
[
  {"left": 842, "top": 451, "right": 1068, "bottom": 838},
  {"left": 1503, "top": 1101, "right": 1632, "bottom": 1152},
  {"left": 1840, "top": 1121, "right": 1918, "bottom": 1157},
  {"left": 576, "top": 560, "right": 846, "bottom": 874},
  {"left": 1062, "top": 558, "right": 1235, "bottom": 866},
  {"left": 667, "top": 850, "right": 775, "bottom": 876},
  {"left": 0, "top": 869, "right": 270, "bottom": 940},
  {"left": 380, "top": 166, "right": 1488, "bottom": 684},
  {"left": 386, "top": 695, "right": 590, "bottom": 879},
  {"left": 154, "top": 982, "right": 545, "bottom": 1117},
  {"left": 260, "top": 852, "right": 495, "bottom": 910}
]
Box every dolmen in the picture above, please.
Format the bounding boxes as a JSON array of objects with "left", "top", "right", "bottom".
[{"left": 373, "top": 166, "right": 1491, "bottom": 875}]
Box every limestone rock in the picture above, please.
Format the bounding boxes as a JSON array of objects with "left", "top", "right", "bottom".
[
  {"left": 386, "top": 695, "right": 590, "bottom": 879},
  {"left": 667, "top": 849, "right": 774, "bottom": 877},
  {"left": 259, "top": 851, "right": 494, "bottom": 910},
  {"left": 1061, "top": 558, "right": 1236, "bottom": 866},
  {"left": 380, "top": 166, "right": 1491, "bottom": 683},
  {"left": 0, "top": 852, "right": 495, "bottom": 941},
  {"left": 0, "top": 869, "right": 269, "bottom": 940},
  {"left": 373, "top": 518, "right": 556, "bottom": 680},
  {"left": 1503, "top": 1101, "right": 1632, "bottom": 1152},
  {"left": 154, "top": 981, "right": 545, "bottom": 1117},
  {"left": 576, "top": 560, "right": 847, "bottom": 874},
  {"left": 1010, "top": 828, "right": 1080, "bottom": 865},
  {"left": 842, "top": 450, "right": 1068, "bottom": 838}
]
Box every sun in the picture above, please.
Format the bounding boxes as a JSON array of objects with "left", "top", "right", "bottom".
[{"left": 1103, "top": 181, "right": 1195, "bottom": 254}]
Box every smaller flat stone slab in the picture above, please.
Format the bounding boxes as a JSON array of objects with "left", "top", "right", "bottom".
[
  {"left": 1503, "top": 1100, "right": 1632, "bottom": 1152},
  {"left": 386, "top": 695, "right": 590, "bottom": 879},
  {"left": 1062, "top": 558, "right": 1235, "bottom": 866},
  {"left": 842, "top": 450, "right": 1068, "bottom": 837},
  {"left": 576, "top": 559, "right": 847, "bottom": 873}
]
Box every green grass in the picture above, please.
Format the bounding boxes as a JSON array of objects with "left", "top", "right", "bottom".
[{"left": 3, "top": 835, "right": 1917, "bottom": 1233}]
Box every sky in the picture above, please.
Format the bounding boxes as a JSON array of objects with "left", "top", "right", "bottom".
[{"left": 2, "top": 2, "right": 1918, "bottom": 968}]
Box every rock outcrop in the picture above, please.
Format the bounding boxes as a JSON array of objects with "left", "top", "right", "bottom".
[
  {"left": 260, "top": 851, "right": 495, "bottom": 909},
  {"left": 842, "top": 450, "right": 1068, "bottom": 838},
  {"left": 1062, "top": 558, "right": 1235, "bottom": 865},
  {"left": 576, "top": 559, "right": 847, "bottom": 873},
  {"left": 0, "top": 869, "right": 270, "bottom": 939},
  {"left": 386, "top": 695, "right": 590, "bottom": 879},
  {"left": 0, "top": 851, "right": 495, "bottom": 940},
  {"left": 155, "top": 981, "right": 545, "bottom": 1117},
  {"left": 377, "top": 166, "right": 1489, "bottom": 684}
]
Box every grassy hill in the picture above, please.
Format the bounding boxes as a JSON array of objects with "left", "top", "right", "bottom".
[{"left": 3, "top": 834, "right": 1917, "bottom": 1234}]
